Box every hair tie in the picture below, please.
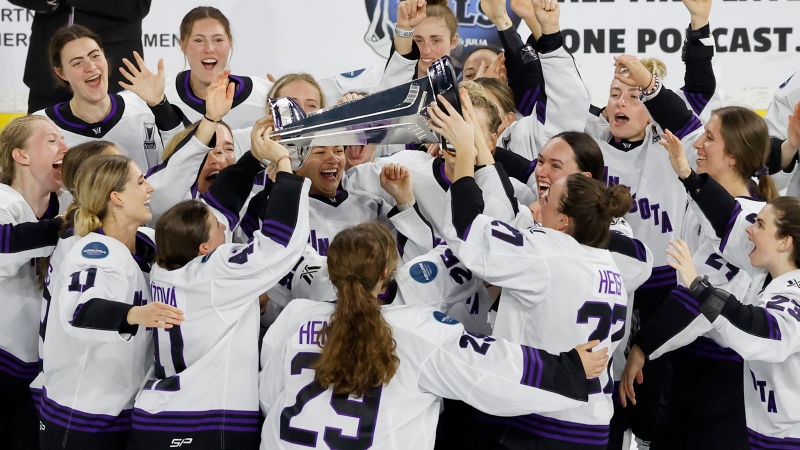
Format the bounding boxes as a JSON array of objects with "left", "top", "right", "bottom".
[{"left": 754, "top": 166, "right": 770, "bottom": 178}]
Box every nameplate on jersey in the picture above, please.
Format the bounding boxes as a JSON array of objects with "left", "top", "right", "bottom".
[
  {"left": 295, "top": 320, "right": 329, "bottom": 348},
  {"left": 81, "top": 242, "right": 109, "bottom": 259},
  {"left": 593, "top": 266, "right": 624, "bottom": 299},
  {"left": 409, "top": 261, "right": 438, "bottom": 284},
  {"left": 150, "top": 282, "right": 179, "bottom": 308}
]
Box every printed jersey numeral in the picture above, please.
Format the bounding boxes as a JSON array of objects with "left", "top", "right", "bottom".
[
  {"left": 67, "top": 268, "right": 97, "bottom": 292},
  {"left": 704, "top": 253, "right": 740, "bottom": 281},
  {"left": 228, "top": 243, "right": 255, "bottom": 265},
  {"left": 280, "top": 352, "right": 382, "bottom": 449},
  {"left": 490, "top": 220, "right": 524, "bottom": 247},
  {"left": 439, "top": 248, "right": 473, "bottom": 284},
  {"left": 459, "top": 331, "right": 496, "bottom": 355}
]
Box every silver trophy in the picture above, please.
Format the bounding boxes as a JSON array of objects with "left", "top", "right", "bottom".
[{"left": 269, "top": 56, "right": 462, "bottom": 167}]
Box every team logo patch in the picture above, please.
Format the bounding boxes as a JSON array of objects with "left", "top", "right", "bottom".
[
  {"left": 143, "top": 122, "right": 157, "bottom": 150},
  {"left": 409, "top": 261, "right": 438, "bottom": 284},
  {"left": 81, "top": 242, "right": 109, "bottom": 259},
  {"left": 341, "top": 68, "right": 366, "bottom": 78},
  {"left": 433, "top": 310, "right": 459, "bottom": 325}
]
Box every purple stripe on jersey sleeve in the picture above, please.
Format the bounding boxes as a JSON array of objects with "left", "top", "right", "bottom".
[
  {"left": 525, "top": 159, "right": 537, "bottom": 182},
  {"left": 748, "top": 428, "right": 800, "bottom": 449},
  {"left": 536, "top": 98, "right": 546, "bottom": 125},
  {"left": 200, "top": 192, "right": 239, "bottom": 230},
  {"left": 765, "top": 310, "right": 782, "bottom": 341},
  {"left": 672, "top": 289, "right": 701, "bottom": 317},
  {"left": 262, "top": 220, "right": 293, "bottom": 247},
  {"left": 719, "top": 202, "right": 743, "bottom": 253},
  {"left": 132, "top": 409, "right": 260, "bottom": 433},
  {"left": 672, "top": 114, "right": 703, "bottom": 140},
  {"left": 641, "top": 265, "right": 677, "bottom": 290},
  {"left": 520, "top": 345, "right": 542, "bottom": 388},
  {"left": 458, "top": 223, "right": 473, "bottom": 241}
]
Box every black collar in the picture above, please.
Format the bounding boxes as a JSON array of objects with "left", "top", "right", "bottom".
[
  {"left": 309, "top": 189, "right": 349, "bottom": 207},
  {"left": 175, "top": 70, "right": 254, "bottom": 115},
  {"left": 46, "top": 94, "right": 126, "bottom": 138},
  {"left": 608, "top": 137, "right": 644, "bottom": 152},
  {"left": 432, "top": 158, "right": 452, "bottom": 191}
]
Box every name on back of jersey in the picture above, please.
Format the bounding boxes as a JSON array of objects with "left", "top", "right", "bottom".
[
  {"left": 594, "top": 267, "right": 623, "bottom": 299},
  {"left": 151, "top": 281, "right": 178, "bottom": 308},
  {"left": 296, "top": 320, "right": 329, "bottom": 348}
]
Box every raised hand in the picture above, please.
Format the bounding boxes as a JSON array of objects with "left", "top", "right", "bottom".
[
  {"left": 427, "top": 90, "right": 476, "bottom": 156},
  {"left": 666, "top": 238, "right": 698, "bottom": 288},
  {"left": 118, "top": 51, "right": 166, "bottom": 106},
  {"left": 619, "top": 345, "right": 646, "bottom": 407},
  {"left": 205, "top": 69, "right": 235, "bottom": 122},
  {"left": 787, "top": 100, "right": 800, "bottom": 152},
  {"left": 659, "top": 129, "right": 692, "bottom": 179},
  {"left": 251, "top": 116, "right": 291, "bottom": 172},
  {"left": 613, "top": 54, "right": 654, "bottom": 90},
  {"left": 682, "top": 0, "right": 711, "bottom": 30},
  {"left": 337, "top": 92, "right": 365, "bottom": 105},
  {"left": 460, "top": 90, "right": 494, "bottom": 165},
  {"left": 475, "top": 52, "right": 508, "bottom": 83},
  {"left": 397, "top": 0, "right": 427, "bottom": 30},
  {"left": 532, "top": 0, "right": 560, "bottom": 35},
  {"left": 126, "top": 301, "right": 184, "bottom": 329},
  {"left": 510, "top": 0, "right": 535, "bottom": 20},
  {"left": 380, "top": 163, "right": 415, "bottom": 205},
  {"left": 480, "top": 0, "right": 512, "bottom": 30},
  {"left": 574, "top": 340, "right": 609, "bottom": 379}
]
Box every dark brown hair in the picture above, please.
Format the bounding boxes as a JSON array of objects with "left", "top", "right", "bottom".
[
  {"left": 179, "top": 6, "right": 233, "bottom": 44},
  {"left": 553, "top": 131, "right": 605, "bottom": 181},
  {"left": 155, "top": 200, "right": 212, "bottom": 270},
  {"left": 769, "top": 196, "right": 800, "bottom": 269},
  {"left": 313, "top": 222, "right": 400, "bottom": 397},
  {"left": 425, "top": 0, "right": 458, "bottom": 40},
  {"left": 713, "top": 106, "right": 778, "bottom": 202},
  {"left": 560, "top": 174, "right": 632, "bottom": 248},
  {"left": 49, "top": 25, "right": 104, "bottom": 90}
]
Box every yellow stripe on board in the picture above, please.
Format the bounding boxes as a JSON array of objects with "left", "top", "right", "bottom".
[{"left": 0, "top": 113, "right": 26, "bottom": 131}]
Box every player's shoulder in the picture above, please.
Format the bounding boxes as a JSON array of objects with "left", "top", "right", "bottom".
[
  {"left": 764, "top": 269, "right": 800, "bottom": 301},
  {"left": 0, "top": 184, "right": 28, "bottom": 221},
  {"left": 383, "top": 304, "right": 463, "bottom": 344},
  {"left": 68, "top": 232, "right": 132, "bottom": 269}
]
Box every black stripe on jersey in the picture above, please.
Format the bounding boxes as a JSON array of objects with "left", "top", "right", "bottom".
[
  {"left": 493, "top": 149, "right": 535, "bottom": 186},
  {"left": 45, "top": 94, "right": 126, "bottom": 138},
  {"left": 432, "top": 158, "right": 452, "bottom": 191},
  {"left": 450, "top": 177, "right": 485, "bottom": 240},
  {"left": 70, "top": 298, "right": 138, "bottom": 334},
  {"left": 494, "top": 163, "right": 520, "bottom": 216},
  {"left": 718, "top": 294, "right": 783, "bottom": 341},
  {"left": 262, "top": 172, "right": 305, "bottom": 231},
  {"left": 0, "top": 218, "right": 61, "bottom": 254},
  {"left": 606, "top": 231, "right": 648, "bottom": 263},
  {"left": 309, "top": 189, "right": 349, "bottom": 207},
  {"left": 520, "top": 346, "right": 589, "bottom": 401},
  {"left": 202, "top": 151, "right": 264, "bottom": 229},
  {"left": 634, "top": 286, "right": 702, "bottom": 357},
  {"left": 389, "top": 202, "right": 436, "bottom": 259},
  {"left": 175, "top": 71, "right": 255, "bottom": 115},
  {"left": 133, "top": 231, "right": 156, "bottom": 273}
]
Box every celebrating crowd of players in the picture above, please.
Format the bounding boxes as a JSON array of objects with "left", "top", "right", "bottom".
[{"left": 2, "top": 0, "right": 800, "bottom": 449}]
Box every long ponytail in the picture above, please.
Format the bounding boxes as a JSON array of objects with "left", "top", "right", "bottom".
[{"left": 313, "top": 222, "right": 400, "bottom": 397}]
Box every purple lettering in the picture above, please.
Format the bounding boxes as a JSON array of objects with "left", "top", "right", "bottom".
[
  {"left": 767, "top": 391, "right": 778, "bottom": 413},
  {"left": 757, "top": 380, "right": 767, "bottom": 402}
]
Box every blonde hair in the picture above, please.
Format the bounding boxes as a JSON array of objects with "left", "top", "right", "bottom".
[
  {"left": 73, "top": 155, "right": 131, "bottom": 237},
  {"left": 0, "top": 115, "right": 51, "bottom": 185},
  {"left": 459, "top": 80, "right": 502, "bottom": 135},
  {"left": 640, "top": 58, "right": 667, "bottom": 79},
  {"left": 268, "top": 73, "right": 326, "bottom": 109},
  {"left": 161, "top": 120, "right": 232, "bottom": 161}
]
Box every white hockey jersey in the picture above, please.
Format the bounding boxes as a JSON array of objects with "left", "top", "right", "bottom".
[
  {"left": 131, "top": 173, "right": 310, "bottom": 450},
  {"left": 34, "top": 91, "right": 182, "bottom": 170},
  {"left": 259, "top": 300, "right": 592, "bottom": 450},
  {"left": 706, "top": 270, "right": 800, "bottom": 448},
  {"left": 0, "top": 185, "right": 60, "bottom": 384},
  {"left": 39, "top": 230, "right": 154, "bottom": 448},
  {"left": 165, "top": 71, "right": 272, "bottom": 158},
  {"left": 586, "top": 116, "right": 701, "bottom": 296},
  {"left": 443, "top": 187, "right": 627, "bottom": 443},
  {"left": 344, "top": 155, "right": 532, "bottom": 239}
]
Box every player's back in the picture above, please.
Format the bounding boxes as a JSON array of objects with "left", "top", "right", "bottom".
[{"left": 260, "top": 300, "right": 590, "bottom": 450}]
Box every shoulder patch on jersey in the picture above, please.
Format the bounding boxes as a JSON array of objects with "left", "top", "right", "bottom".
[
  {"left": 433, "top": 311, "right": 459, "bottom": 325},
  {"left": 340, "top": 68, "right": 366, "bottom": 78},
  {"left": 81, "top": 241, "right": 109, "bottom": 259},
  {"left": 409, "top": 261, "right": 438, "bottom": 284}
]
